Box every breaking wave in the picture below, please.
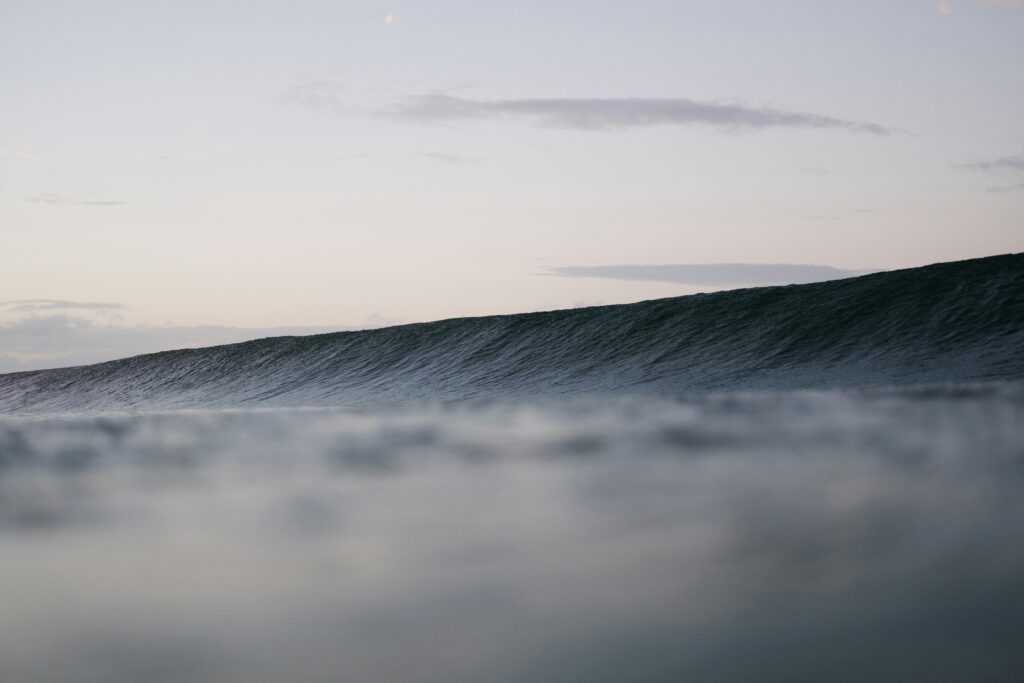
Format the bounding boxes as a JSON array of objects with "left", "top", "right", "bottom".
[{"left": 1, "top": 253, "right": 1021, "bottom": 413}]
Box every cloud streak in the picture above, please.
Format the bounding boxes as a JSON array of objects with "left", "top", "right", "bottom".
[
  {"left": 417, "top": 151, "right": 482, "bottom": 164},
  {"left": 0, "top": 300, "right": 405, "bottom": 372},
  {"left": 384, "top": 93, "right": 898, "bottom": 135},
  {"left": 960, "top": 155, "right": 1024, "bottom": 173},
  {"left": 26, "top": 193, "right": 126, "bottom": 207},
  {"left": 1, "top": 299, "right": 126, "bottom": 314},
  {"left": 549, "top": 263, "right": 877, "bottom": 287},
  {"left": 987, "top": 182, "right": 1024, "bottom": 193},
  {"left": 0, "top": 315, "right": 357, "bottom": 373},
  {"left": 959, "top": 154, "right": 1024, "bottom": 193}
]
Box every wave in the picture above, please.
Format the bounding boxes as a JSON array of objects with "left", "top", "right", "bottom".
[{"left": 1, "top": 253, "right": 1022, "bottom": 413}]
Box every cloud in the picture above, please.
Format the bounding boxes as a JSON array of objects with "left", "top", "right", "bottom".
[
  {"left": 987, "top": 182, "right": 1024, "bottom": 193},
  {"left": 1, "top": 299, "right": 126, "bottom": 314},
  {"left": 958, "top": 154, "right": 1024, "bottom": 193},
  {"left": 417, "top": 151, "right": 482, "bottom": 164},
  {"left": 0, "top": 301, "right": 406, "bottom": 372},
  {"left": 548, "top": 264, "right": 877, "bottom": 287},
  {"left": 279, "top": 81, "right": 898, "bottom": 136},
  {"left": 383, "top": 93, "right": 898, "bottom": 135},
  {"left": 26, "top": 193, "right": 126, "bottom": 207},
  {"left": 960, "top": 155, "right": 1024, "bottom": 173},
  {"left": 937, "top": 2, "right": 954, "bottom": 14},
  {"left": 0, "top": 314, "right": 363, "bottom": 373}
]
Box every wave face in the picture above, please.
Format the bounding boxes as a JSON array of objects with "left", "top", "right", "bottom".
[{"left": 1, "top": 253, "right": 1022, "bottom": 413}]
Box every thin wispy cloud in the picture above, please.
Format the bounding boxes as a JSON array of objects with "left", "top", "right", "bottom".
[
  {"left": 548, "top": 264, "right": 877, "bottom": 287},
  {"left": 384, "top": 93, "right": 898, "bottom": 135},
  {"left": 1, "top": 299, "right": 126, "bottom": 314},
  {"left": 958, "top": 153, "right": 1024, "bottom": 193},
  {"left": 26, "top": 193, "right": 126, "bottom": 207},
  {"left": 987, "top": 182, "right": 1024, "bottom": 193},
  {"left": 0, "top": 315, "right": 358, "bottom": 373},
  {"left": 417, "top": 151, "right": 482, "bottom": 164},
  {"left": 960, "top": 155, "right": 1024, "bottom": 172},
  {"left": 0, "top": 302, "right": 403, "bottom": 372}
]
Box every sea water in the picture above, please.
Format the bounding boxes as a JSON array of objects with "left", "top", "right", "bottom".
[{"left": 1, "top": 384, "right": 1022, "bottom": 682}]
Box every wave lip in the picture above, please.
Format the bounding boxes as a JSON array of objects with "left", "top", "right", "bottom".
[{"left": 1, "top": 253, "right": 1022, "bottom": 413}]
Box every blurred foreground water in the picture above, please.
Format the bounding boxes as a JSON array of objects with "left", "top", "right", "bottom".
[{"left": 1, "top": 383, "right": 1023, "bottom": 682}]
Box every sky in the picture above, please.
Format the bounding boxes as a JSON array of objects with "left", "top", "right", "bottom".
[{"left": 2, "top": 0, "right": 1023, "bottom": 370}]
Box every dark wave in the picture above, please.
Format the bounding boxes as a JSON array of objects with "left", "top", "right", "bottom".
[{"left": 1, "top": 253, "right": 1022, "bottom": 413}]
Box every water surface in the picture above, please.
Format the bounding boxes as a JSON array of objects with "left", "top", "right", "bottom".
[{"left": 2, "top": 386, "right": 1022, "bottom": 682}]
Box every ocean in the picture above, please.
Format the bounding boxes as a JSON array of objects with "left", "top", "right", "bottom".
[{"left": 0, "top": 253, "right": 1022, "bottom": 681}]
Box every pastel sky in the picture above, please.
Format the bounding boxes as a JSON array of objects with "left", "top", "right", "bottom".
[{"left": 2, "top": 0, "right": 1023, "bottom": 369}]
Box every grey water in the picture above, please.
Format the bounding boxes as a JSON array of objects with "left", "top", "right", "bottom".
[{"left": 2, "top": 384, "right": 1023, "bottom": 682}]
